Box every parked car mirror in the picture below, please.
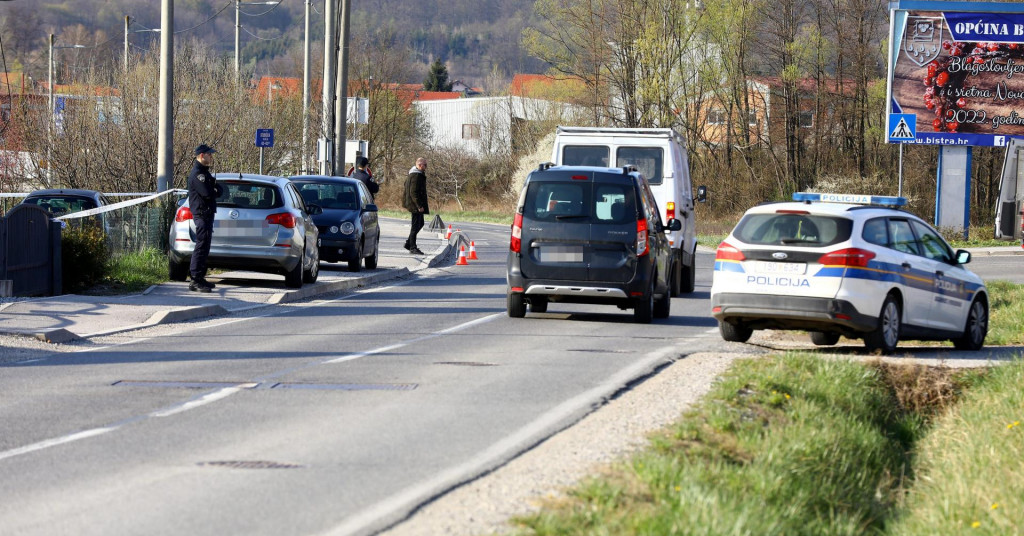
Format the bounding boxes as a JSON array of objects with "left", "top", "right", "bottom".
[
  {"left": 696, "top": 185, "right": 708, "bottom": 203},
  {"left": 666, "top": 218, "right": 682, "bottom": 232},
  {"left": 956, "top": 249, "right": 971, "bottom": 265},
  {"left": 307, "top": 204, "right": 323, "bottom": 215},
  {"left": 364, "top": 203, "right": 378, "bottom": 212}
]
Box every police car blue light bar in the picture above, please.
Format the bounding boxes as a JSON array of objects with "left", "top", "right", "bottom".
[{"left": 792, "top": 192, "right": 907, "bottom": 207}]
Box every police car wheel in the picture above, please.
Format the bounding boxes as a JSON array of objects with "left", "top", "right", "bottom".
[
  {"left": 864, "top": 295, "right": 900, "bottom": 354},
  {"left": 507, "top": 292, "right": 526, "bottom": 318},
  {"left": 810, "top": 331, "right": 840, "bottom": 346},
  {"left": 952, "top": 298, "right": 988, "bottom": 351},
  {"left": 719, "top": 320, "right": 752, "bottom": 343}
]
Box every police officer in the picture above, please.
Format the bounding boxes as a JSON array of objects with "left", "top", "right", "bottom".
[{"left": 188, "top": 144, "right": 220, "bottom": 292}]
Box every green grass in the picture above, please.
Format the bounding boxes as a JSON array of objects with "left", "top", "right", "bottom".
[
  {"left": 85, "top": 248, "right": 168, "bottom": 295},
  {"left": 982, "top": 281, "right": 1024, "bottom": 346},
  {"left": 511, "top": 353, "right": 923, "bottom": 535},
  {"left": 886, "top": 360, "right": 1024, "bottom": 535},
  {"left": 379, "top": 208, "right": 513, "bottom": 225}
]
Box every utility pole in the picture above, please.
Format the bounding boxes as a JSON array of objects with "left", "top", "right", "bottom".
[
  {"left": 124, "top": 16, "right": 130, "bottom": 72},
  {"left": 302, "top": 0, "right": 311, "bottom": 173},
  {"left": 334, "top": 0, "right": 351, "bottom": 174},
  {"left": 320, "top": 0, "right": 337, "bottom": 175},
  {"left": 157, "top": 0, "right": 173, "bottom": 192}
]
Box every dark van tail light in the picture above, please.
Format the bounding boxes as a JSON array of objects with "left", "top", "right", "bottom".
[
  {"left": 715, "top": 242, "right": 745, "bottom": 262},
  {"left": 510, "top": 213, "right": 523, "bottom": 253},
  {"left": 636, "top": 218, "right": 649, "bottom": 256},
  {"left": 266, "top": 212, "right": 296, "bottom": 228},
  {"left": 818, "top": 248, "right": 875, "bottom": 267},
  {"left": 175, "top": 206, "right": 193, "bottom": 222}
]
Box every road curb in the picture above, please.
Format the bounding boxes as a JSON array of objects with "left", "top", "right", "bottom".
[
  {"left": 269, "top": 267, "right": 412, "bottom": 305},
  {"left": 145, "top": 304, "right": 230, "bottom": 326}
]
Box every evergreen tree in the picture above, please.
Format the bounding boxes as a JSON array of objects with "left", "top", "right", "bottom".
[{"left": 423, "top": 58, "right": 453, "bottom": 91}]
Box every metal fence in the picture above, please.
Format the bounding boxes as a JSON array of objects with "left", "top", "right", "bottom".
[{"left": 1, "top": 190, "right": 187, "bottom": 256}]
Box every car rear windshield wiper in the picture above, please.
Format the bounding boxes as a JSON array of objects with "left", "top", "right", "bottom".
[
  {"left": 780, "top": 238, "right": 820, "bottom": 244},
  {"left": 555, "top": 214, "right": 588, "bottom": 220}
]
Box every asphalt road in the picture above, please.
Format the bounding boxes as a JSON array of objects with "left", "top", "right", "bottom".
[
  {"left": 964, "top": 253, "right": 1024, "bottom": 284},
  {"left": 0, "top": 222, "right": 723, "bottom": 536}
]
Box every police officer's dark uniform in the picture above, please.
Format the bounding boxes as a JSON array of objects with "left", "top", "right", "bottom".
[
  {"left": 188, "top": 144, "right": 219, "bottom": 292},
  {"left": 348, "top": 157, "right": 379, "bottom": 199}
]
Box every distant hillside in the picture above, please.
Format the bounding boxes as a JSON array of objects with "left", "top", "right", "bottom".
[{"left": 2, "top": 0, "right": 546, "bottom": 89}]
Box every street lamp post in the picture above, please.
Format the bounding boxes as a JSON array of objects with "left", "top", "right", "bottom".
[
  {"left": 235, "top": 0, "right": 280, "bottom": 81},
  {"left": 47, "top": 34, "right": 86, "bottom": 187},
  {"left": 124, "top": 16, "right": 160, "bottom": 72}
]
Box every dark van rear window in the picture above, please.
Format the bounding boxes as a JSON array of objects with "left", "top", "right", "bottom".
[
  {"left": 524, "top": 181, "right": 635, "bottom": 224},
  {"left": 733, "top": 213, "right": 852, "bottom": 246}
]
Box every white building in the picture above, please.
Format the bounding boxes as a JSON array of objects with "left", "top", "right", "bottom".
[{"left": 414, "top": 96, "right": 569, "bottom": 156}]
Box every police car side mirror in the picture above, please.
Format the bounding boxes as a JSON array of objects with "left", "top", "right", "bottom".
[
  {"left": 696, "top": 185, "right": 708, "bottom": 203},
  {"left": 666, "top": 218, "right": 682, "bottom": 232},
  {"left": 955, "top": 249, "right": 971, "bottom": 265}
]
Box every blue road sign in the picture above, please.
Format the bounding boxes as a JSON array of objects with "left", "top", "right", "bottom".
[
  {"left": 255, "top": 128, "right": 274, "bottom": 148},
  {"left": 888, "top": 114, "right": 916, "bottom": 142}
]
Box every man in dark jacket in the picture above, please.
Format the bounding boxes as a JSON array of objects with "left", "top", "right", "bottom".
[
  {"left": 348, "top": 156, "right": 379, "bottom": 199},
  {"left": 187, "top": 144, "right": 220, "bottom": 292},
  {"left": 402, "top": 157, "right": 429, "bottom": 255}
]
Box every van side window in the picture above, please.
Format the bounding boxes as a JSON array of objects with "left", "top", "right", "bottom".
[
  {"left": 562, "top": 146, "right": 609, "bottom": 167},
  {"left": 617, "top": 147, "right": 663, "bottom": 184}
]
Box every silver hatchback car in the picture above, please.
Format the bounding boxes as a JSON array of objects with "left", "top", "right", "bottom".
[{"left": 168, "top": 173, "right": 321, "bottom": 288}]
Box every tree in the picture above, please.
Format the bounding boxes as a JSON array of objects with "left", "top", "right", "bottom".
[{"left": 423, "top": 58, "right": 453, "bottom": 91}]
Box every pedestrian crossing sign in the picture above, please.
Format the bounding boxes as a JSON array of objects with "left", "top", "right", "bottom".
[{"left": 888, "top": 114, "right": 916, "bottom": 142}]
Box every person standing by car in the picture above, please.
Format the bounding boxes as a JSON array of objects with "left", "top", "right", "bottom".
[
  {"left": 403, "top": 157, "right": 429, "bottom": 255},
  {"left": 348, "top": 156, "right": 379, "bottom": 199},
  {"left": 188, "top": 144, "right": 220, "bottom": 292}
]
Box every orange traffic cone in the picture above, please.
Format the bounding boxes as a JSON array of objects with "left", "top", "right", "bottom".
[
  {"left": 456, "top": 245, "right": 469, "bottom": 265},
  {"left": 445, "top": 224, "right": 453, "bottom": 240},
  {"left": 468, "top": 241, "right": 478, "bottom": 260}
]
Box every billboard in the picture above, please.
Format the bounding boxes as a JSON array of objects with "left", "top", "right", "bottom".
[{"left": 887, "top": 2, "right": 1024, "bottom": 146}]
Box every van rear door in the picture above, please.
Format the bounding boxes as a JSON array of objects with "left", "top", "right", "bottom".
[
  {"left": 587, "top": 180, "right": 638, "bottom": 284},
  {"left": 518, "top": 177, "right": 592, "bottom": 282}
]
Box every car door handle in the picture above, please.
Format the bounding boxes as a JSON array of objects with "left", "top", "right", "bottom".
[
  {"left": 936, "top": 270, "right": 945, "bottom": 278},
  {"left": 901, "top": 262, "right": 912, "bottom": 270}
]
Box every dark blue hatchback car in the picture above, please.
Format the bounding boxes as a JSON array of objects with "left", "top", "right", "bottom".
[{"left": 288, "top": 175, "right": 380, "bottom": 271}]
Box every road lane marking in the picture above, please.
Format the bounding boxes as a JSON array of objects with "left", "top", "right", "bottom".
[
  {"left": 0, "top": 426, "right": 118, "bottom": 462},
  {"left": 1, "top": 308, "right": 503, "bottom": 462}
]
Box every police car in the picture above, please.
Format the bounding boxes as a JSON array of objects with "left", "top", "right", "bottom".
[{"left": 710, "top": 193, "right": 989, "bottom": 354}]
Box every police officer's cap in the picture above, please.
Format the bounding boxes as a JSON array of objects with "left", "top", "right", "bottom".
[{"left": 195, "top": 144, "right": 217, "bottom": 155}]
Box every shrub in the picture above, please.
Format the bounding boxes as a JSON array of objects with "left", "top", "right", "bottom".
[{"left": 60, "top": 222, "right": 108, "bottom": 293}]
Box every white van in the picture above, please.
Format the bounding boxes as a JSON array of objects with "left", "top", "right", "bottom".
[{"left": 551, "top": 126, "right": 703, "bottom": 294}]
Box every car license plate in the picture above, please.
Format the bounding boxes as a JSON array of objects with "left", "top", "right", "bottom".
[
  {"left": 753, "top": 261, "right": 806, "bottom": 274},
  {"left": 540, "top": 246, "right": 583, "bottom": 262}
]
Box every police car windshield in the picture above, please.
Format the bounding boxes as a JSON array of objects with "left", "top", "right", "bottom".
[{"left": 734, "top": 213, "right": 852, "bottom": 247}]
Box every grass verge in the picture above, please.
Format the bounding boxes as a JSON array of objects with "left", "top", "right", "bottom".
[
  {"left": 982, "top": 281, "right": 1024, "bottom": 346},
  {"left": 84, "top": 248, "right": 168, "bottom": 295},
  {"left": 886, "top": 360, "right": 1024, "bottom": 535},
  {"left": 511, "top": 353, "right": 933, "bottom": 535}
]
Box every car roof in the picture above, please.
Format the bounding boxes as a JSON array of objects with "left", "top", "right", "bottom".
[
  {"left": 743, "top": 200, "right": 913, "bottom": 219},
  {"left": 214, "top": 172, "right": 288, "bottom": 185},
  {"left": 25, "top": 188, "right": 102, "bottom": 198},
  {"left": 288, "top": 175, "right": 360, "bottom": 185}
]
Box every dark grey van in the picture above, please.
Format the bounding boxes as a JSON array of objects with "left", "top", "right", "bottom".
[{"left": 506, "top": 164, "right": 681, "bottom": 323}]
